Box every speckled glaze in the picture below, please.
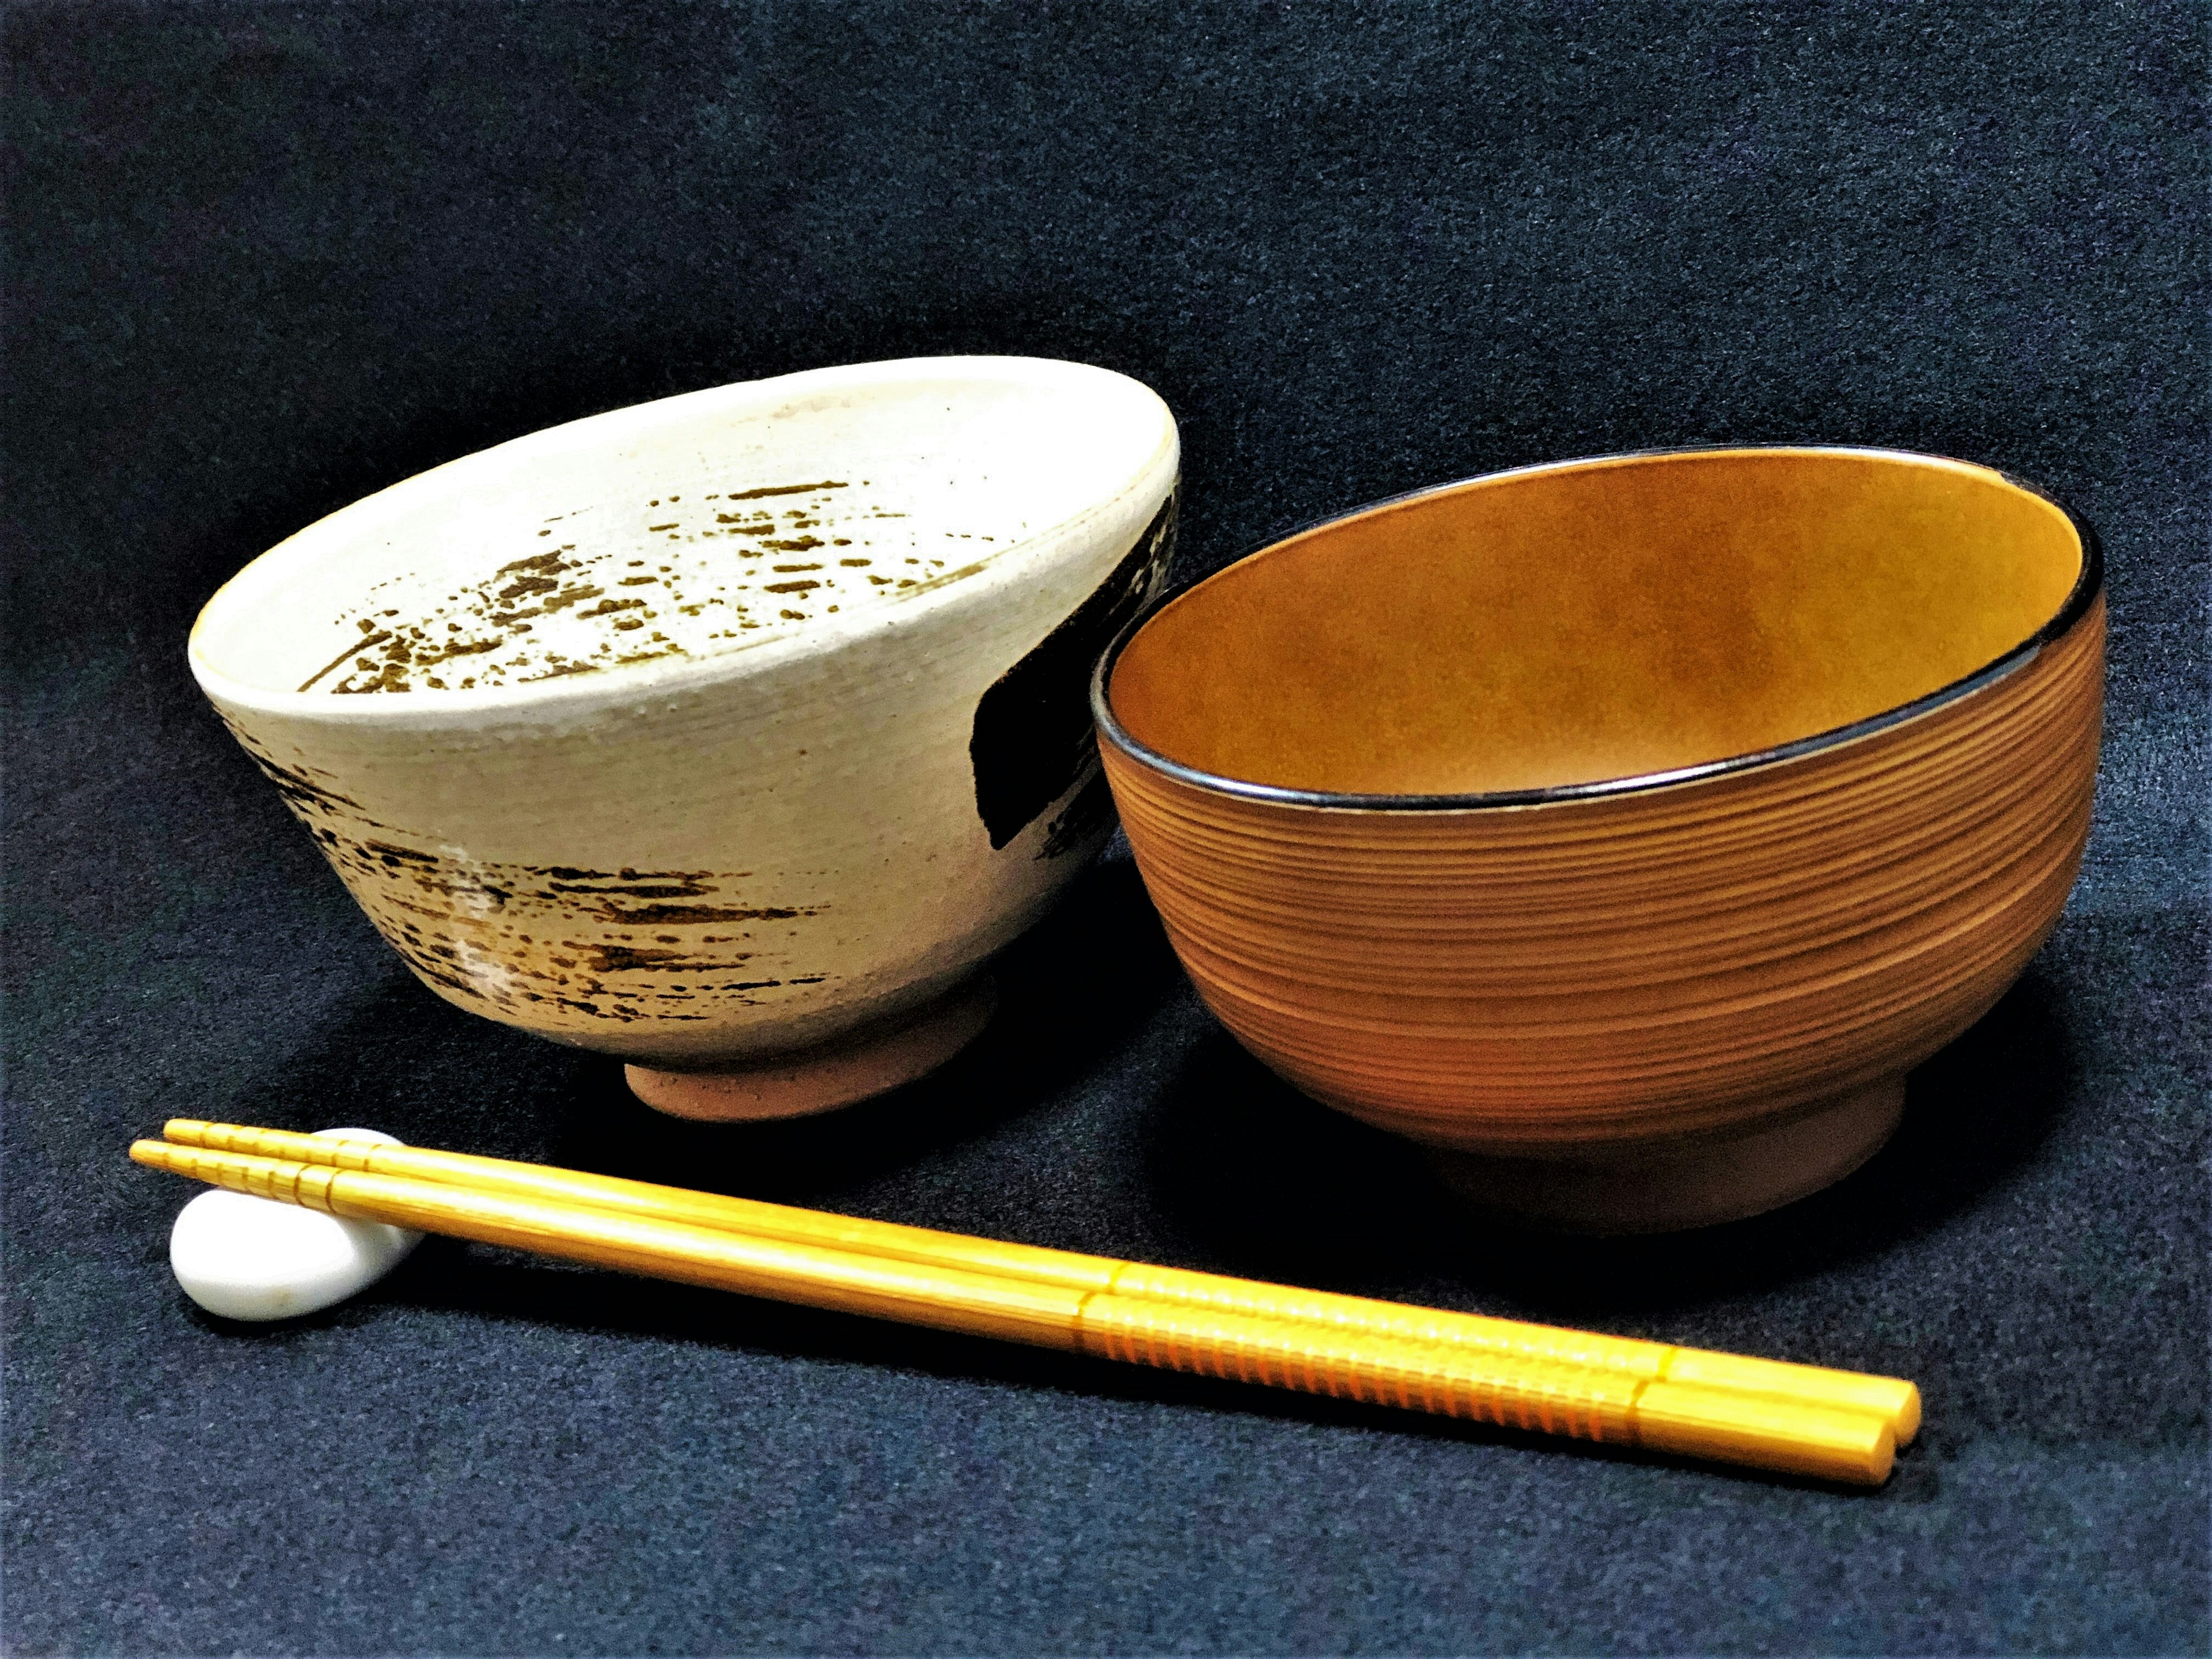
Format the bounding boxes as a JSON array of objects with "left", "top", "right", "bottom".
[
  {"left": 194, "top": 357, "right": 1179, "bottom": 1073},
  {"left": 1097, "top": 448, "right": 2103, "bottom": 1232}
]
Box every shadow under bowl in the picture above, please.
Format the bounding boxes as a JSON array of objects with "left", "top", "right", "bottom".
[{"left": 1094, "top": 446, "right": 2103, "bottom": 1233}]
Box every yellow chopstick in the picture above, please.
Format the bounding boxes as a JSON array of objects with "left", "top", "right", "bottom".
[
  {"left": 162, "top": 1118, "right": 1919, "bottom": 1442},
  {"left": 132, "top": 1138, "right": 1896, "bottom": 1484}
]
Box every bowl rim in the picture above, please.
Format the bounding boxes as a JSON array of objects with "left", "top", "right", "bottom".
[
  {"left": 1089, "top": 444, "right": 2104, "bottom": 813},
  {"left": 190, "top": 355, "right": 1177, "bottom": 725}
]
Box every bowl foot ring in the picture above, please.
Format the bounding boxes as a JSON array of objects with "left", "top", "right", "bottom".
[
  {"left": 1423, "top": 1074, "right": 1907, "bottom": 1234},
  {"left": 624, "top": 976, "right": 999, "bottom": 1123}
]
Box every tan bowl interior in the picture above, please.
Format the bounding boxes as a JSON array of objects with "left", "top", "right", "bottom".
[{"left": 1108, "top": 449, "right": 2084, "bottom": 796}]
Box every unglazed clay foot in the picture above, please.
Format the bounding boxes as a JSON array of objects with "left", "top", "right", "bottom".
[
  {"left": 1422, "top": 1075, "right": 1908, "bottom": 1235},
  {"left": 625, "top": 976, "right": 999, "bottom": 1122}
]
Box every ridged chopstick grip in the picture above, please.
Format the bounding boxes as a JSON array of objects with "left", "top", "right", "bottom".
[
  {"left": 133, "top": 1142, "right": 1892, "bottom": 1483},
  {"left": 1073, "top": 1294, "right": 1891, "bottom": 1483},
  {"left": 165, "top": 1119, "right": 1916, "bottom": 1441}
]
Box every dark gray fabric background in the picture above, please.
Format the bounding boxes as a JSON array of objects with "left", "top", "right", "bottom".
[{"left": 5, "top": 3, "right": 2206, "bottom": 1653}]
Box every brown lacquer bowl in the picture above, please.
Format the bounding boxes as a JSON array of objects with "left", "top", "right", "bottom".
[{"left": 1094, "top": 448, "right": 2103, "bottom": 1232}]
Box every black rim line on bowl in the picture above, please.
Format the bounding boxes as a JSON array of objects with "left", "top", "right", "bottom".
[{"left": 1086, "top": 444, "right": 2105, "bottom": 815}]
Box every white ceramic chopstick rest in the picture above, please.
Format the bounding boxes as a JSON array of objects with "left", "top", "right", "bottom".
[{"left": 167, "top": 1127, "right": 422, "bottom": 1320}]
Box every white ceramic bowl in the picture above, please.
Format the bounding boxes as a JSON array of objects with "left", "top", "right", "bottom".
[{"left": 192, "top": 357, "right": 1179, "bottom": 1105}]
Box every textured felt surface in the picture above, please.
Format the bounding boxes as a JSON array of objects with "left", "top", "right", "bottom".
[{"left": 4, "top": 3, "right": 2207, "bottom": 1652}]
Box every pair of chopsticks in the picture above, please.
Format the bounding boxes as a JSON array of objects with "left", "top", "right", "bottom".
[{"left": 132, "top": 1120, "right": 1916, "bottom": 1484}]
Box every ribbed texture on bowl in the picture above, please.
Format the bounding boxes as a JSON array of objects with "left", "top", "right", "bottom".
[{"left": 1101, "top": 600, "right": 2102, "bottom": 1154}]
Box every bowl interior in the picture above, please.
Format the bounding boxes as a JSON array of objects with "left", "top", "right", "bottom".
[
  {"left": 1108, "top": 449, "right": 2084, "bottom": 797},
  {"left": 194, "top": 358, "right": 1172, "bottom": 703}
]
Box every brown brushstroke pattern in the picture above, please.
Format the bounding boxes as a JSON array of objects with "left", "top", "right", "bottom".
[
  {"left": 309, "top": 478, "right": 1005, "bottom": 694},
  {"left": 223, "top": 721, "right": 835, "bottom": 1026}
]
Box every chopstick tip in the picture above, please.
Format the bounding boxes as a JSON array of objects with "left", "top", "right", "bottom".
[{"left": 1892, "top": 1384, "right": 1923, "bottom": 1445}]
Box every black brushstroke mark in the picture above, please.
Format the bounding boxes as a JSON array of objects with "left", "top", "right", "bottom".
[
  {"left": 586, "top": 902, "right": 815, "bottom": 926},
  {"left": 968, "top": 486, "right": 1177, "bottom": 850},
  {"left": 1035, "top": 769, "right": 1118, "bottom": 862},
  {"left": 241, "top": 752, "right": 370, "bottom": 820}
]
